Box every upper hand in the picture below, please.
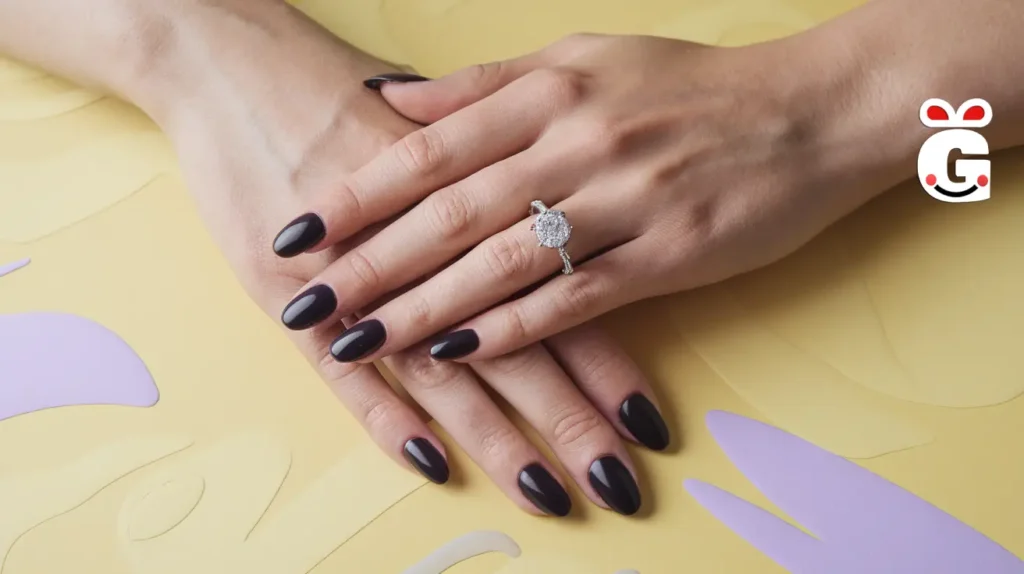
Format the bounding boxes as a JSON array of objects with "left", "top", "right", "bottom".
[
  {"left": 274, "top": 33, "right": 885, "bottom": 364},
  {"left": 149, "top": 11, "right": 666, "bottom": 517}
]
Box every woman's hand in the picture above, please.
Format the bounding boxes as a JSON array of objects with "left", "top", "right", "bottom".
[
  {"left": 272, "top": 31, "right": 920, "bottom": 364},
  {"left": 125, "top": 2, "right": 665, "bottom": 516}
]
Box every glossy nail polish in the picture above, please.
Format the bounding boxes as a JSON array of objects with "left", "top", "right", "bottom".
[
  {"left": 330, "top": 319, "right": 386, "bottom": 362},
  {"left": 518, "top": 463, "right": 572, "bottom": 517},
  {"left": 429, "top": 329, "right": 479, "bottom": 361},
  {"left": 273, "top": 213, "right": 325, "bottom": 258},
  {"left": 619, "top": 393, "right": 670, "bottom": 451},
  {"left": 281, "top": 284, "right": 337, "bottom": 330},
  {"left": 588, "top": 456, "right": 641, "bottom": 516},
  {"left": 404, "top": 438, "right": 449, "bottom": 484},
  {"left": 363, "top": 73, "right": 430, "bottom": 90}
]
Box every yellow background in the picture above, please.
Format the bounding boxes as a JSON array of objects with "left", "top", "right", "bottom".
[{"left": 1, "top": 0, "right": 1023, "bottom": 572}]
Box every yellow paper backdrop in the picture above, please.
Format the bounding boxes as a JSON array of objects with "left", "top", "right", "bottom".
[{"left": 1, "top": 0, "right": 1022, "bottom": 572}]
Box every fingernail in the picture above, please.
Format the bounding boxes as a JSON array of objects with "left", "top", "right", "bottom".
[
  {"left": 330, "top": 319, "right": 386, "bottom": 362},
  {"left": 429, "top": 329, "right": 479, "bottom": 361},
  {"left": 273, "top": 213, "right": 325, "bottom": 258},
  {"left": 518, "top": 463, "right": 572, "bottom": 517},
  {"left": 363, "top": 73, "right": 430, "bottom": 91},
  {"left": 404, "top": 438, "right": 449, "bottom": 484},
  {"left": 588, "top": 456, "right": 641, "bottom": 516},
  {"left": 619, "top": 393, "right": 670, "bottom": 451},
  {"left": 281, "top": 284, "right": 337, "bottom": 330}
]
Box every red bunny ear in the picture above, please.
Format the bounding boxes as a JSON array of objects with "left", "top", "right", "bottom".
[
  {"left": 927, "top": 105, "right": 950, "bottom": 121},
  {"left": 962, "top": 105, "right": 986, "bottom": 121}
]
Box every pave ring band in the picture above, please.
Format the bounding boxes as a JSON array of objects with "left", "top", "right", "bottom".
[{"left": 529, "top": 200, "right": 573, "bottom": 275}]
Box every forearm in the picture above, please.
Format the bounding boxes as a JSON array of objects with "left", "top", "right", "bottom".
[
  {"left": 0, "top": 0, "right": 389, "bottom": 126},
  {"left": 799, "top": 0, "right": 1023, "bottom": 191}
]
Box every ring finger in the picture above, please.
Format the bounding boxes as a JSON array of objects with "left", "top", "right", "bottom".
[{"left": 328, "top": 194, "right": 634, "bottom": 363}]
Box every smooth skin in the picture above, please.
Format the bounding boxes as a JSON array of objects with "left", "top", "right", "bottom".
[
  {"left": 281, "top": 0, "right": 1024, "bottom": 364},
  {"left": 0, "top": 0, "right": 665, "bottom": 516}
]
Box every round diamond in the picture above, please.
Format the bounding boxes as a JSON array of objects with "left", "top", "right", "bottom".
[{"left": 534, "top": 210, "right": 571, "bottom": 248}]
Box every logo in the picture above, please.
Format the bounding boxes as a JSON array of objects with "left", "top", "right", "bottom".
[{"left": 917, "top": 98, "right": 992, "bottom": 202}]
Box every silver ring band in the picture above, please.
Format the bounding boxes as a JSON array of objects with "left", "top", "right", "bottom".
[{"left": 529, "top": 200, "right": 573, "bottom": 275}]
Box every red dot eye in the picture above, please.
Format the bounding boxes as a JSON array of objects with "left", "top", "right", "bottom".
[
  {"left": 978, "top": 175, "right": 989, "bottom": 187},
  {"left": 963, "top": 105, "right": 986, "bottom": 121},
  {"left": 926, "top": 174, "right": 938, "bottom": 186},
  {"left": 927, "top": 106, "right": 949, "bottom": 121}
]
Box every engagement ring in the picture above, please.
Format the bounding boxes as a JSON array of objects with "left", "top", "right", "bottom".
[{"left": 529, "top": 200, "right": 573, "bottom": 275}]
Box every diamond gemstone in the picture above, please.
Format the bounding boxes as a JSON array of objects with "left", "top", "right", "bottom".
[{"left": 534, "top": 210, "right": 571, "bottom": 248}]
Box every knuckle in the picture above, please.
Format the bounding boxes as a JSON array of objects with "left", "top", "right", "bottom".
[
  {"left": 391, "top": 352, "right": 460, "bottom": 390},
  {"left": 344, "top": 249, "right": 383, "bottom": 293},
  {"left": 529, "top": 67, "right": 586, "bottom": 108},
  {"left": 568, "top": 344, "right": 616, "bottom": 382},
  {"left": 361, "top": 397, "right": 400, "bottom": 436},
  {"left": 397, "top": 128, "right": 448, "bottom": 176},
  {"left": 425, "top": 187, "right": 475, "bottom": 240},
  {"left": 482, "top": 346, "right": 538, "bottom": 378},
  {"left": 334, "top": 178, "right": 364, "bottom": 220},
  {"left": 580, "top": 114, "right": 629, "bottom": 157},
  {"left": 482, "top": 235, "right": 529, "bottom": 281},
  {"left": 403, "top": 294, "right": 433, "bottom": 330},
  {"left": 499, "top": 304, "right": 531, "bottom": 344},
  {"left": 549, "top": 405, "right": 605, "bottom": 450},
  {"left": 554, "top": 274, "right": 604, "bottom": 319},
  {"left": 466, "top": 61, "right": 505, "bottom": 87},
  {"left": 477, "top": 423, "right": 518, "bottom": 459}
]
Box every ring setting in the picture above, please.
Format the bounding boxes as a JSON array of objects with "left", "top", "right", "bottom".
[{"left": 529, "top": 200, "right": 573, "bottom": 275}]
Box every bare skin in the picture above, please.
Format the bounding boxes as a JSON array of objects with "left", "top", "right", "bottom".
[{"left": 0, "top": 0, "right": 666, "bottom": 517}]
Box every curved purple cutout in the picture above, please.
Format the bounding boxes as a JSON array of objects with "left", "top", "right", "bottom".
[
  {"left": 687, "top": 411, "right": 1024, "bottom": 574},
  {"left": 0, "top": 258, "right": 30, "bottom": 278},
  {"left": 0, "top": 312, "right": 158, "bottom": 422}
]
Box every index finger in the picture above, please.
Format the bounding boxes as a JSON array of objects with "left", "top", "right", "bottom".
[{"left": 271, "top": 61, "right": 560, "bottom": 259}]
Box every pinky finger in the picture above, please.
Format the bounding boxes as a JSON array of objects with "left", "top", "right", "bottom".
[
  {"left": 296, "top": 328, "right": 451, "bottom": 484},
  {"left": 430, "top": 244, "right": 642, "bottom": 362}
]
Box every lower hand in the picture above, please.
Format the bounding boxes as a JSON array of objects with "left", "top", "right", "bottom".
[
  {"left": 139, "top": 3, "right": 668, "bottom": 516},
  {"left": 275, "top": 32, "right": 912, "bottom": 363}
]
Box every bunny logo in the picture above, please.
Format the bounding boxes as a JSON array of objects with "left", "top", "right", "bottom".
[{"left": 917, "top": 98, "right": 993, "bottom": 202}]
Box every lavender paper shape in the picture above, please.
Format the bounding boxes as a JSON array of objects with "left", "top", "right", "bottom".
[
  {"left": 686, "top": 410, "right": 1024, "bottom": 574},
  {"left": 0, "top": 312, "right": 158, "bottom": 421}
]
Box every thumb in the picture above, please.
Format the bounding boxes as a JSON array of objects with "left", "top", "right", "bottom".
[{"left": 366, "top": 57, "right": 543, "bottom": 124}]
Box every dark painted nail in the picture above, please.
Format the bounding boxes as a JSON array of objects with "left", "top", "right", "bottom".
[
  {"left": 273, "top": 213, "right": 325, "bottom": 258},
  {"left": 330, "top": 319, "right": 386, "bottom": 362},
  {"left": 281, "top": 284, "right": 337, "bottom": 331},
  {"left": 619, "top": 393, "right": 670, "bottom": 451},
  {"left": 363, "top": 73, "right": 430, "bottom": 91},
  {"left": 404, "top": 438, "right": 449, "bottom": 484},
  {"left": 588, "top": 456, "right": 641, "bottom": 516},
  {"left": 429, "top": 329, "right": 479, "bottom": 361},
  {"left": 518, "top": 463, "right": 572, "bottom": 517}
]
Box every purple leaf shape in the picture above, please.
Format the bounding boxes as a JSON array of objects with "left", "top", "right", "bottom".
[
  {"left": 0, "top": 312, "right": 158, "bottom": 422},
  {"left": 0, "top": 258, "right": 30, "bottom": 278},
  {"left": 686, "top": 411, "right": 1024, "bottom": 574}
]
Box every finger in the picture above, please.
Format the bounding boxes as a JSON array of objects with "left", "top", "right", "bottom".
[
  {"left": 472, "top": 344, "right": 643, "bottom": 515},
  {"left": 383, "top": 344, "right": 573, "bottom": 517},
  {"left": 375, "top": 54, "right": 547, "bottom": 124},
  {"left": 544, "top": 324, "right": 670, "bottom": 451},
  {"left": 327, "top": 196, "right": 634, "bottom": 364},
  {"left": 289, "top": 323, "right": 450, "bottom": 485},
  {"left": 282, "top": 144, "right": 578, "bottom": 329},
  {"left": 431, "top": 240, "right": 645, "bottom": 363},
  {"left": 271, "top": 68, "right": 574, "bottom": 260}
]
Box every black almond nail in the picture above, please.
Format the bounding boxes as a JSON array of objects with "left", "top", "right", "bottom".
[
  {"left": 330, "top": 319, "right": 387, "bottom": 362},
  {"left": 273, "top": 213, "right": 325, "bottom": 258},
  {"left": 619, "top": 393, "right": 670, "bottom": 451},
  {"left": 281, "top": 284, "right": 337, "bottom": 330},
  {"left": 588, "top": 456, "right": 641, "bottom": 516},
  {"left": 518, "top": 463, "right": 572, "bottom": 517},
  {"left": 404, "top": 438, "right": 449, "bottom": 484},
  {"left": 429, "top": 329, "right": 479, "bottom": 361},
  {"left": 363, "top": 73, "right": 430, "bottom": 91}
]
